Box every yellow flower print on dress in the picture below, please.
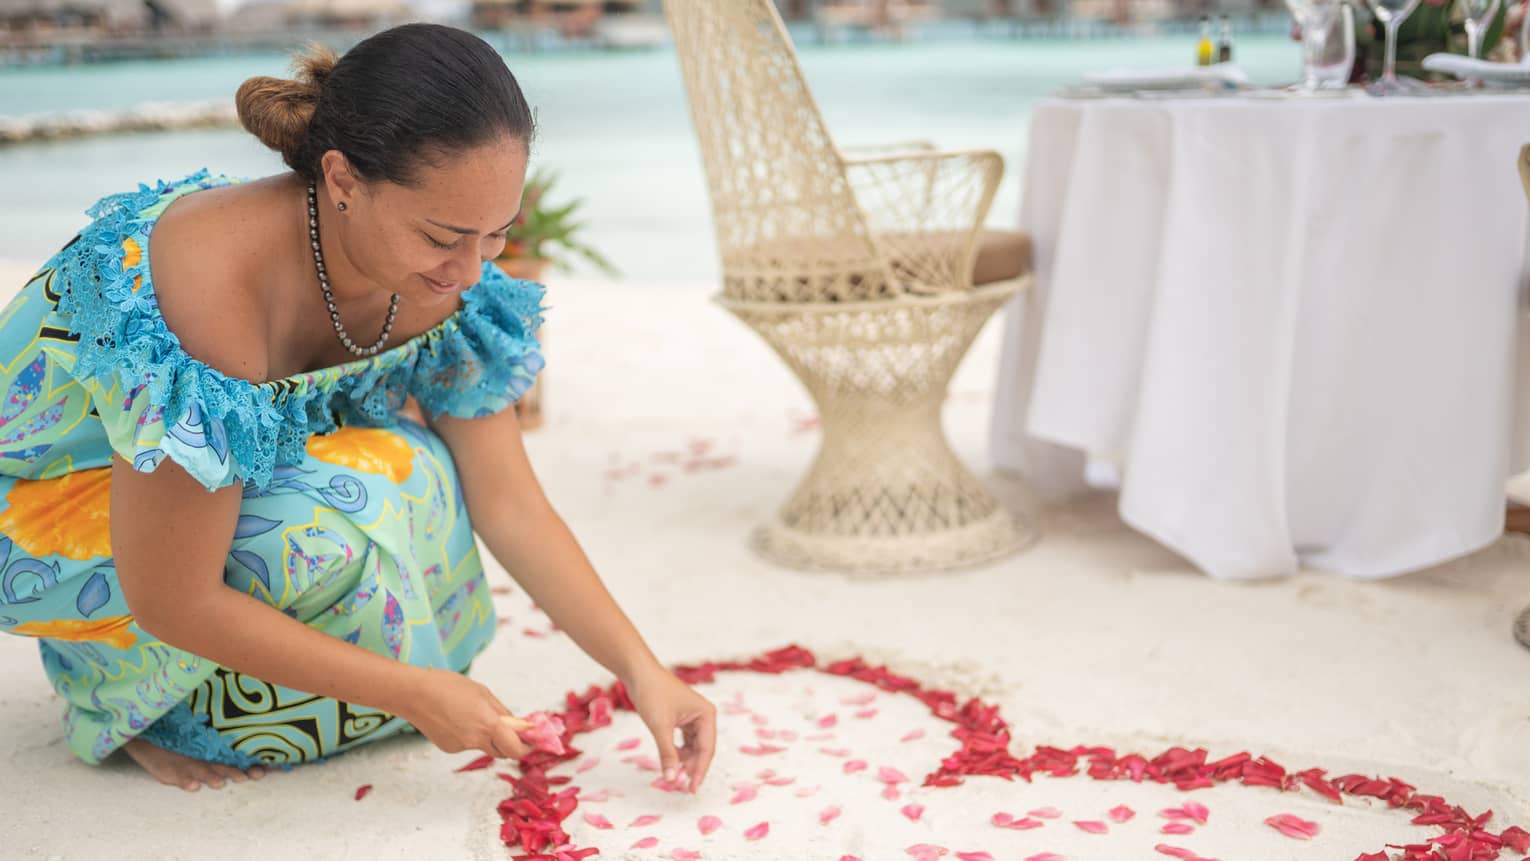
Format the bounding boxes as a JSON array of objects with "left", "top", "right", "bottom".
[
  {"left": 0, "top": 468, "right": 111, "bottom": 560},
  {"left": 306, "top": 427, "right": 415, "bottom": 484},
  {"left": 13, "top": 615, "right": 137, "bottom": 649}
]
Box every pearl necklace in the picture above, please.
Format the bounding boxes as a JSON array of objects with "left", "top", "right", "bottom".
[{"left": 308, "top": 181, "right": 398, "bottom": 357}]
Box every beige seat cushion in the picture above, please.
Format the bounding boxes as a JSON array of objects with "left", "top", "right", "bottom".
[{"left": 972, "top": 229, "right": 1033, "bottom": 286}]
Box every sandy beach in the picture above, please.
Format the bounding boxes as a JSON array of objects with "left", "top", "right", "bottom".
[{"left": 0, "top": 261, "right": 1527, "bottom": 860}]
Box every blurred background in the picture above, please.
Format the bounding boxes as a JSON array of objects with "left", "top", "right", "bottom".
[{"left": 0, "top": 0, "right": 1308, "bottom": 283}]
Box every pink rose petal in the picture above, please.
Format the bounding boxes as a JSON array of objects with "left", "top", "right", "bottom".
[
  {"left": 576, "top": 757, "right": 600, "bottom": 774},
  {"left": 1109, "top": 805, "right": 1136, "bottom": 823},
  {"left": 755, "top": 728, "right": 777, "bottom": 741},
  {"left": 1024, "top": 855, "right": 1065, "bottom": 861},
  {"left": 1265, "top": 813, "right": 1320, "bottom": 840},
  {"left": 843, "top": 760, "right": 868, "bottom": 774},
  {"left": 519, "top": 710, "right": 566, "bottom": 755},
  {"left": 818, "top": 714, "right": 839, "bottom": 728},
  {"left": 1161, "top": 823, "right": 1195, "bottom": 835},
  {"left": 651, "top": 775, "right": 689, "bottom": 793},
  {"left": 842, "top": 692, "right": 877, "bottom": 706},
  {"left": 906, "top": 845, "right": 949, "bottom": 861},
  {"left": 730, "top": 784, "right": 760, "bottom": 805},
  {"left": 956, "top": 854, "right": 995, "bottom": 861},
  {"left": 901, "top": 803, "right": 926, "bottom": 822},
  {"left": 1155, "top": 847, "right": 1198, "bottom": 860},
  {"left": 839, "top": 857, "right": 862, "bottom": 861},
  {"left": 739, "top": 744, "right": 786, "bottom": 756},
  {"left": 616, "top": 737, "right": 642, "bottom": 751},
  {"left": 764, "top": 776, "right": 795, "bottom": 787},
  {"left": 698, "top": 815, "right": 722, "bottom": 836},
  {"left": 751, "top": 714, "right": 769, "bottom": 726},
  {"left": 1029, "top": 807, "right": 1063, "bottom": 819},
  {"left": 900, "top": 730, "right": 926, "bottom": 743},
  {"left": 854, "top": 708, "right": 879, "bottom": 719},
  {"left": 671, "top": 850, "right": 701, "bottom": 861},
  {"left": 629, "top": 814, "right": 662, "bottom": 828},
  {"left": 806, "top": 732, "right": 835, "bottom": 742},
  {"left": 820, "top": 748, "right": 851, "bottom": 758},
  {"left": 631, "top": 837, "right": 660, "bottom": 849},
  {"left": 1182, "top": 802, "right": 1209, "bottom": 825},
  {"left": 581, "top": 789, "right": 613, "bottom": 803},
  {"left": 820, "top": 805, "right": 843, "bottom": 825},
  {"left": 1160, "top": 808, "right": 1193, "bottom": 820},
  {"left": 583, "top": 812, "right": 614, "bottom": 830},
  {"left": 779, "top": 730, "right": 799, "bottom": 742},
  {"left": 795, "top": 786, "right": 822, "bottom": 798},
  {"left": 878, "top": 766, "right": 911, "bottom": 785},
  {"left": 1074, "top": 820, "right": 1108, "bottom": 834},
  {"left": 624, "top": 755, "right": 662, "bottom": 772},
  {"left": 882, "top": 785, "right": 902, "bottom": 801},
  {"left": 743, "top": 822, "right": 770, "bottom": 841}
]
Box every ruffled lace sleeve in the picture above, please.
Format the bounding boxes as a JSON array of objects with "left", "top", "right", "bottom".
[
  {"left": 45, "top": 172, "right": 286, "bottom": 492},
  {"left": 408, "top": 261, "right": 546, "bottom": 420}
]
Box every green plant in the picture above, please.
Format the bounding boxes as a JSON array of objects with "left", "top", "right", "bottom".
[
  {"left": 1354, "top": 0, "right": 1508, "bottom": 80},
  {"left": 498, "top": 168, "right": 618, "bottom": 276}
]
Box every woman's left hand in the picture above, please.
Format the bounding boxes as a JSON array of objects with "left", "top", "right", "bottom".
[{"left": 625, "top": 661, "right": 717, "bottom": 794}]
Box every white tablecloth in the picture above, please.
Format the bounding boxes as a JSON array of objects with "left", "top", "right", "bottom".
[{"left": 991, "top": 93, "right": 1530, "bottom": 579}]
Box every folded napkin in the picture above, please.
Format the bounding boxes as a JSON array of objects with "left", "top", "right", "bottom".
[
  {"left": 1082, "top": 64, "right": 1250, "bottom": 90},
  {"left": 1421, "top": 52, "right": 1530, "bottom": 79}
]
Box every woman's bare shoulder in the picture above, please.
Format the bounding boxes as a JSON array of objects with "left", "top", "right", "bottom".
[{"left": 147, "top": 178, "right": 296, "bottom": 384}]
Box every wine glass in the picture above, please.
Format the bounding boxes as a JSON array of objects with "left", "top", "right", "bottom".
[
  {"left": 1285, "top": 0, "right": 1346, "bottom": 91},
  {"left": 1458, "top": 0, "right": 1500, "bottom": 86},
  {"left": 1367, "top": 0, "right": 1429, "bottom": 95}
]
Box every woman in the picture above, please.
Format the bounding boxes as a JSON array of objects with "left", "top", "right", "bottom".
[{"left": 0, "top": 23, "right": 716, "bottom": 792}]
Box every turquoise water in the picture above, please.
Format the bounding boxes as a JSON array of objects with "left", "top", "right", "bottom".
[{"left": 0, "top": 36, "right": 1299, "bottom": 280}]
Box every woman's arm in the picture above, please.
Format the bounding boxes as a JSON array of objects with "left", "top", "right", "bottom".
[
  {"left": 431, "top": 405, "right": 717, "bottom": 790},
  {"left": 109, "top": 457, "right": 530, "bottom": 759}
]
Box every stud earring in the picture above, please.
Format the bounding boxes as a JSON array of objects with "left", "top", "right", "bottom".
[{"left": 337, "top": 201, "right": 348, "bottom": 212}]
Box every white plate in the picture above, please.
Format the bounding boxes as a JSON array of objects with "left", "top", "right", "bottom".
[
  {"left": 1421, "top": 53, "right": 1530, "bottom": 84},
  {"left": 1081, "top": 65, "right": 1249, "bottom": 93}
]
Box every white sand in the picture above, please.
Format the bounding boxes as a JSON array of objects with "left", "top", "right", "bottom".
[{"left": 0, "top": 262, "right": 1527, "bottom": 860}]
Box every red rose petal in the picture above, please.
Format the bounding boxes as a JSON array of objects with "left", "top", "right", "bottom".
[
  {"left": 1264, "top": 813, "right": 1320, "bottom": 840},
  {"left": 354, "top": 784, "right": 373, "bottom": 801},
  {"left": 820, "top": 805, "right": 843, "bottom": 825},
  {"left": 1074, "top": 820, "right": 1108, "bottom": 834},
  {"left": 744, "top": 822, "right": 770, "bottom": 841},
  {"left": 902, "top": 803, "right": 926, "bottom": 822},
  {"left": 1182, "top": 802, "right": 1209, "bottom": 825},
  {"left": 455, "top": 755, "right": 494, "bottom": 773},
  {"left": 698, "top": 815, "right": 722, "bottom": 836},
  {"left": 1109, "top": 805, "right": 1135, "bottom": 823}
]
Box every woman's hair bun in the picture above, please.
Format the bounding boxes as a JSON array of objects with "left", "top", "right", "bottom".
[{"left": 234, "top": 44, "right": 339, "bottom": 168}]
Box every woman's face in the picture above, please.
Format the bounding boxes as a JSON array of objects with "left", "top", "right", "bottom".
[{"left": 329, "top": 136, "right": 528, "bottom": 310}]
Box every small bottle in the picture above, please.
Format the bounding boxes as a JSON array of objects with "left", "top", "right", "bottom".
[
  {"left": 1217, "top": 15, "right": 1233, "bottom": 64},
  {"left": 1196, "top": 16, "right": 1214, "bottom": 67}
]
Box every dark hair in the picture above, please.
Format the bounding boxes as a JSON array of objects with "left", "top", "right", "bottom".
[{"left": 235, "top": 24, "right": 534, "bottom": 185}]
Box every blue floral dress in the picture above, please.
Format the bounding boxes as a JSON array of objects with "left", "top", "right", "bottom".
[{"left": 0, "top": 171, "right": 545, "bottom": 768}]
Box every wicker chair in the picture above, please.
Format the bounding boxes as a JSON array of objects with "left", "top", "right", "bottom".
[{"left": 664, "top": 0, "right": 1037, "bottom": 574}]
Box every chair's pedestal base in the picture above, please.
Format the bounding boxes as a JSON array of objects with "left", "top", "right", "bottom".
[{"left": 720, "top": 281, "right": 1037, "bottom": 575}]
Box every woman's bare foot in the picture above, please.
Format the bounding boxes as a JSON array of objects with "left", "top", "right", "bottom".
[{"left": 122, "top": 738, "right": 268, "bottom": 791}]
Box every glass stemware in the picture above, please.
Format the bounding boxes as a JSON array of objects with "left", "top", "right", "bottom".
[
  {"left": 1458, "top": 0, "right": 1501, "bottom": 87},
  {"left": 1285, "top": 0, "right": 1346, "bottom": 91},
  {"left": 1367, "top": 0, "right": 1428, "bottom": 95}
]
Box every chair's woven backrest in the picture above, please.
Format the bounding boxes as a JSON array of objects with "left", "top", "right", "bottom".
[{"left": 665, "top": 0, "right": 894, "bottom": 303}]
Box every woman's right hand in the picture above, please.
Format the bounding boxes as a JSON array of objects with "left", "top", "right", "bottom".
[{"left": 396, "top": 667, "right": 532, "bottom": 759}]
